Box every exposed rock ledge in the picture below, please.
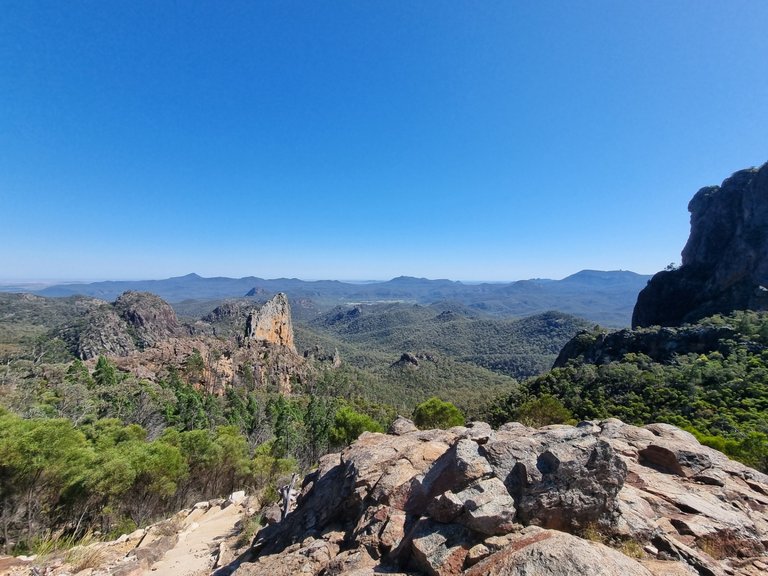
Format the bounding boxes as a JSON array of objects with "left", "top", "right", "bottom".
[{"left": 224, "top": 419, "right": 768, "bottom": 576}]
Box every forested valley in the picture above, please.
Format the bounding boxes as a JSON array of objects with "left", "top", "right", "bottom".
[
  {"left": 0, "top": 291, "right": 572, "bottom": 554},
  {"left": 2, "top": 288, "right": 768, "bottom": 557}
]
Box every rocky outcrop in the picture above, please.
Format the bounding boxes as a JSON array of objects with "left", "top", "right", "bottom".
[
  {"left": 554, "top": 323, "right": 739, "bottom": 367},
  {"left": 221, "top": 419, "right": 768, "bottom": 576},
  {"left": 633, "top": 161, "right": 768, "bottom": 327},
  {"left": 202, "top": 300, "right": 254, "bottom": 326},
  {"left": 58, "top": 291, "right": 185, "bottom": 359},
  {"left": 245, "top": 293, "right": 295, "bottom": 351},
  {"left": 68, "top": 303, "right": 139, "bottom": 359},
  {"left": 55, "top": 291, "right": 303, "bottom": 393},
  {"left": 113, "top": 291, "right": 183, "bottom": 348},
  {"left": 59, "top": 291, "right": 298, "bottom": 360},
  {"left": 303, "top": 345, "right": 342, "bottom": 367},
  {"left": 111, "top": 335, "right": 308, "bottom": 396},
  {"left": 45, "top": 291, "right": 306, "bottom": 395}
]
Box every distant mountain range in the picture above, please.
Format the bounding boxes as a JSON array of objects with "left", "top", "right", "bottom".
[{"left": 7, "top": 269, "right": 651, "bottom": 326}]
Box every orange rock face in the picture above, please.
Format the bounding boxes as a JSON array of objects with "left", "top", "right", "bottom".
[{"left": 245, "top": 293, "right": 295, "bottom": 351}]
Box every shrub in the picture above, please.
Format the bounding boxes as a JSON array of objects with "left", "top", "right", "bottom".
[{"left": 412, "top": 397, "right": 465, "bottom": 429}]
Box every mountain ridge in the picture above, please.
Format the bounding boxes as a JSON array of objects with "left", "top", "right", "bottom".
[{"left": 17, "top": 269, "right": 651, "bottom": 327}]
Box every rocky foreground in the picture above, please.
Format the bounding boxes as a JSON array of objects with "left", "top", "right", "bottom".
[
  {"left": 223, "top": 418, "right": 768, "bottom": 576},
  {"left": 3, "top": 418, "right": 766, "bottom": 576}
]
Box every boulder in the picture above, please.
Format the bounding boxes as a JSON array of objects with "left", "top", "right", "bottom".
[
  {"left": 484, "top": 426, "right": 626, "bottom": 530},
  {"left": 410, "top": 519, "right": 473, "bottom": 576},
  {"left": 465, "top": 528, "right": 654, "bottom": 576},
  {"left": 429, "top": 477, "right": 516, "bottom": 535},
  {"left": 388, "top": 416, "right": 419, "bottom": 435}
]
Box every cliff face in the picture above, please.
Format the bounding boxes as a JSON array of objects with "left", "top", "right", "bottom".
[{"left": 633, "top": 162, "right": 768, "bottom": 327}]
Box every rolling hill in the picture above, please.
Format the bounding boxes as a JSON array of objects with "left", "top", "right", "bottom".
[{"left": 21, "top": 269, "right": 650, "bottom": 327}]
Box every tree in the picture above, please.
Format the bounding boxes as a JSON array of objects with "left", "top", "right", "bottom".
[
  {"left": 251, "top": 441, "right": 298, "bottom": 502},
  {"left": 267, "top": 395, "right": 305, "bottom": 460},
  {"left": 65, "top": 359, "right": 94, "bottom": 388},
  {"left": 304, "top": 395, "right": 335, "bottom": 465},
  {"left": 184, "top": 349, "right": 205, "bottom": 385},
  {"left": 93, "top": 355, "right": 117, "bottom": 388},
  {"left": 412, "top": 397, "right": 465, "bottom": 429},
  {"left": 86, "top": 424, "right": 186, "bottom": 528},
  {"left": 0, "top": 413, "right": 93, "bottom": 550}
]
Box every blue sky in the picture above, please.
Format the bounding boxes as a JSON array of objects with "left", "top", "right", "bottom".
[{"left": 2, "top": 1, "right": 767, "bottom": 282}]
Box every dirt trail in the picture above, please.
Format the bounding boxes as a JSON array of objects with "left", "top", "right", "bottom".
[{"left": 147, "top": 502, "right": 244, "bottom": 575}]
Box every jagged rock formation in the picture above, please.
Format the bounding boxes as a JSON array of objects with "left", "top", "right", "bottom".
[
  {"left": 202, "top": 300, "right": 254, "bottom": 325},
  {"left": 302, "top": 345, "right": 342, "bottom": 367},
  {"left": 108, "top": 293, "right": 305, "bottom": 395},
  {"left": 113, "top": 291, "right": 183, "bottom": 347},
  {"left": 67, "top": 303, "right": 138, "bottom": 359},
  {"left": 47, "top": 291, "right": 306, "bottom": 394},
  {"left": 245, "top": 293, "right": 295, "bottom": 351},
  {"left": 108, "top": 334, "right": 308, "bottom": 396},
  {"left": 634, "top": 162, "right": 768, "bottom": 327},
  {"left": 192, "top": 300, "right": 260, "bottom": 339},
  {"left": 57, "top": 291, "right": 297, "bottom": 360},
  {"left": 220, "top": 419, "right": 768, "bottom": 576},
  {"left": 59, "top": 291, "right": 186, "bottom": 359}
]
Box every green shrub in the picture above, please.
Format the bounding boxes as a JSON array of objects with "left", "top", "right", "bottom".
[{"left": 412, "top": 397, "right": 465, "bottom": 429}]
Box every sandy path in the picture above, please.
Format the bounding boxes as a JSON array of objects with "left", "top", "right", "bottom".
[{"left": 147, "top": 503, "right": 243, "bottom": 576}]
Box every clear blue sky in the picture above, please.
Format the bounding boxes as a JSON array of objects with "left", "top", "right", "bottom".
[{"left": 2, "top": 1, "right": 767, "bottom": 282}]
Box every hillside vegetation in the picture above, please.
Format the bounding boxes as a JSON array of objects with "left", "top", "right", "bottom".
[
  {"left": 297, "top": 302, "right": 591, "bottom": 379},
  {"left": 486, "top": 310, "right": 768, "bottom": 472},
  {"left": 3, "top": 289, "right": 577, "bottom": 551},
  {"left": 6, "top": 286, "right": 768, "bottom": 558}
]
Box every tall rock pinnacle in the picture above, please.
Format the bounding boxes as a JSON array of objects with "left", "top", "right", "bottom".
[{"left": 244, "top": 292, "right": 296, "bottom": 351}]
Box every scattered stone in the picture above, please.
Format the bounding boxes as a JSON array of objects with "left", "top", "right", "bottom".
[
  {"left": 229, "top": 490, "right": 247, "bottom": 505},
  {"left": 388, "top": 416, "right": 419, "bottom": 435}
]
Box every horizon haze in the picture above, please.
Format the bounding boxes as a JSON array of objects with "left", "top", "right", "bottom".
[{"left": 0, "top": 268, "right": 645, "bottom": 286}]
